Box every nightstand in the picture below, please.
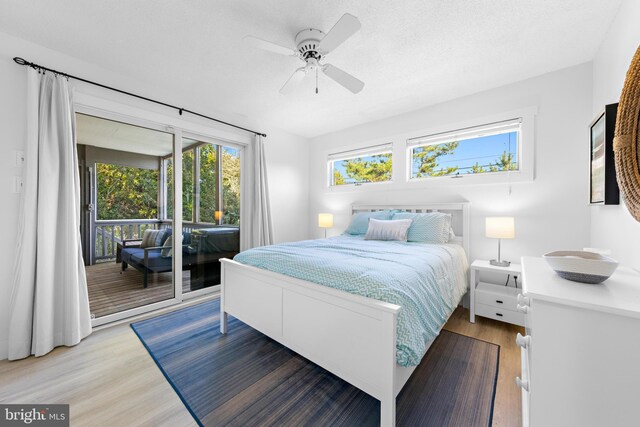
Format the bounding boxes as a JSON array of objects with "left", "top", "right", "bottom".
[{"left": 470, "top": 259, "right": 523, "bottom": 326}]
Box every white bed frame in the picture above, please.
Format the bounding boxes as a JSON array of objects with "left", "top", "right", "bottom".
[{"left": 219, "top": 203, "right": 470, "bottom": 427}]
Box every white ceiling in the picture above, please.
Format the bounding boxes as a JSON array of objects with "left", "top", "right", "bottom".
[
  {"left": 0, "top": 1, "right": 622, "bottom": 138},
  {"left": 77, "top": 113, "right": 198, "bottom": 156}
]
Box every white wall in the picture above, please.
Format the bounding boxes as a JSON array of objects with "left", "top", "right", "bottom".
[
  {"left": 590, "top": 0, "right": 640, "bottom": 270},
  {"left": 309, "top": 63, "right": 593, "bottom": 266},
  {"left": 0, "top": 32, "right": 309, "bottom": 359}
]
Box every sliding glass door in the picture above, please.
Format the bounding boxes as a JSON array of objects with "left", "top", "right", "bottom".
[
  {"left": 169, "top": 137, "right": 241, "bottom": 297},
  {"left": 76, "top": 110, "right": 243, "bottom": 325}
]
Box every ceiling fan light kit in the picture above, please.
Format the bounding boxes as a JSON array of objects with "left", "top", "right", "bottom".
[{"left": 243, "top": 13, "right": 364, "bottom": 95}]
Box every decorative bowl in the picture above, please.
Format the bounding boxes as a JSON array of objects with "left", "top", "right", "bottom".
[{"left": 543, "top": 251, "right": 619, "bottom": 284}]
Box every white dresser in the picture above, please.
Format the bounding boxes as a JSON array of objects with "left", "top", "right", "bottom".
[{"left": 519, "top": 257, "right": 640, "bottom": 427}]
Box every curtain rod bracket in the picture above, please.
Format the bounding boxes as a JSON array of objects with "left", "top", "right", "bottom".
[{"left": 178, "top": 108, "right": 183, "bottom": 116}]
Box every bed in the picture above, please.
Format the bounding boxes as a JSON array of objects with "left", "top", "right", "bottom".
[{"left": 219, "top": 203, "right": 470, "bottom": 427}]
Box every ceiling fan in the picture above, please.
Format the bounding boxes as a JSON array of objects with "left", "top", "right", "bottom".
[{"left": 244, "top": 13, "right": 365, "bottom": 95}]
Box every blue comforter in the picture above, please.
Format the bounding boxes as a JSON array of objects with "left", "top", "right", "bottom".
[{"left": 233, "top": 235, "right": 469, "bottom": 366}]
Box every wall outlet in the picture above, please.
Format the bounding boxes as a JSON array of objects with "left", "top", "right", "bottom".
[
  {"left": 12, "top": 176, "right": 23, "bottom": 193},
  {"left": 14, "top": 150, "right": 25, "bottom": 167}
]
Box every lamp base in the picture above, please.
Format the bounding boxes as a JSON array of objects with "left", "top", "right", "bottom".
[{"left": 490, "top": 259, "right": 511, "bottom": 267}]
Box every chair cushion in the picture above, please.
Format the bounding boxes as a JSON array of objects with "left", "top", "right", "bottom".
[{"left": 130, "top": 250, "right": 172, "bottom": 271}]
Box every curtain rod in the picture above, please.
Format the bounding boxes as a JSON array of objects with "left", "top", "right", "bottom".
[{"left": 13, "top": 57, "right": 267, "bottom": 138}]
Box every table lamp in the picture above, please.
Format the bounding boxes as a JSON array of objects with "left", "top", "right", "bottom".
[
  {"left": 486, "top": 217, "right": 515, "bottom": 267},
  {"left": 318, "top": 213, "right": 334, "bottom": 238}
]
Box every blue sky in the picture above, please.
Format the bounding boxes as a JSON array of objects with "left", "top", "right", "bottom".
[
  {"left": 414, "top": 131, "right": 518, "bottom": 176},
  {"left": 333, "top": 131, "right": 518, "bottom": 183}
]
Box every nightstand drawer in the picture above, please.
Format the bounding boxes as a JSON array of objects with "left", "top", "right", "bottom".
[
  {"left": 476, "top": 282, "right": 520, "bottom": 311},
  {"left": 475, "top": 303, "right": 525, "bottom": 326}
]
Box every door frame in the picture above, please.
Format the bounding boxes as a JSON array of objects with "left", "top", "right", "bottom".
[{"left": 75, "top": 94, "right": 248, "bottom": 327}]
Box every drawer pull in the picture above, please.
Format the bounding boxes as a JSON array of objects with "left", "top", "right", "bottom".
[
  {"left": 516, "top": 333, "right": 531, "bottom": 349},
  {"left": 495, "top": 300, "right": 504, "bottom": 304},
  {"left": 495, "top": 313, "right": 503, "bottom": 317},
  {"left": 515, "top": 376, "right": 529, "bottom": 391},
  {"left": 516, "top": 304, "right": 529, "bottom": 314}
]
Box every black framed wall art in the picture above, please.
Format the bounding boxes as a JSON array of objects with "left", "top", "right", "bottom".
[{"left": 590, "top": 103, "right": 620, "bottom": 205}]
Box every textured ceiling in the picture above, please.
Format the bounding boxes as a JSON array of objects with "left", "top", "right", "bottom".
[{"left": 0, "top": 0, "right": 622, "bottom": 138}]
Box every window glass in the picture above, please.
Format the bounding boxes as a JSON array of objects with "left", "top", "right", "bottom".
[
  {"left": 329, "top": 144, "right": 392, "bottom": 186},
  {"left": 410, "top": 131, "right": 518, "bottom": 178},
  {"left": 408, "top": 120, "right": 521, "bottom": 179},
  {"left": 222, "top": 147, "right": 241, "bottom": 225}
]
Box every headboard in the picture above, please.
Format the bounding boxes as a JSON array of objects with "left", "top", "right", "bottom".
[{"left": 351, "top": 203, "right": 470, "bottom": 258}]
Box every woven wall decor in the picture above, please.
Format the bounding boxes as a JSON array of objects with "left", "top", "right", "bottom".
[{"left": 613, "top": 45, "right": 640, "bottom": 222}]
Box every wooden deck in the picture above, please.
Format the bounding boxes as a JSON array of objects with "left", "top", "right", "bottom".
[{"left": 86, "top": 262, "right": 192, "bottom": 318}]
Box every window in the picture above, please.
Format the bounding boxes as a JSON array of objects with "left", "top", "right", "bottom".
[
  {"left": 164, "top": 140, "right": 240, "bottom": 225},
  {"left": 408, "top": 119, "right": 521, "bottom": 179},
  {"left": 328, "top": 143, "right": 393, "bottom": 186}
]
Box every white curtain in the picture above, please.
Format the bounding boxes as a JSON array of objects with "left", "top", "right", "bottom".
[
  {"left": 7, "top": 68, "right": 92, "bottom": 360},
  {"left": 240, "top": 135, "right": 273, "bottom": 251}
]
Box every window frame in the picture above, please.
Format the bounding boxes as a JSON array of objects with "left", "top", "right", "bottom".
[
  {"left": 407, "top": 118, "right": 522, "bottom": 182},
  {"left": 405, "top": 109, "right": 536, "bottom": 186},
  {"left": 327, "top": 142, "right": 394, "bottom": 188},
  {"left": 74, "top": 92, "right": 248, "bottom": 327}
]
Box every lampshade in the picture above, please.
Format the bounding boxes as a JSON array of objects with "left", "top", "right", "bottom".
[
  {"left": 214, "top": 210, "right": 223, "bottom": 221},
  {"left": 485, "top": 217, "right": 515, "bottom": 239},
  {"left": 318, "top": 213, "right": 334, "bottom": 228}
]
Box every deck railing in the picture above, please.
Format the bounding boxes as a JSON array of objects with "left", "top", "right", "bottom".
[
  {"left": 94, "top": 219, "right": 163, "bottom": 261},
  {"left": 93, "top": 219, "right": 223, "bottom": 262}
]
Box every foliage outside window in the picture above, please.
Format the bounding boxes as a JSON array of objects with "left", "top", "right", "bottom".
[
  {"left": 221, "top": 147, "right": 241, "bottom": 225},
  {"left": 409, "top": 120, "right": 520, "bottom": 179},
  {"left": 96, "top": 163, "right": 158, "bottom": 220},
  {"left": 329, "top": 144, "right": 393, "bottom": 186},
  {"left": 165, "top": 143, "right": 240, "bottom": 225}
]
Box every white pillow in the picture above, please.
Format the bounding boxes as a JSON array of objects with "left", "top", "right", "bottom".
[{"left": 364, "top": 218, "right": 413, "bottom": 241}]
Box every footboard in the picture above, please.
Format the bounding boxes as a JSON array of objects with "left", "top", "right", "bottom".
[{"left": 219, "top": 258, "right": 400, "bottom": 427}]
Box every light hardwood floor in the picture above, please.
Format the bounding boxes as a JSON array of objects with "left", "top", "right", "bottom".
[{"left": 0, "top": 304, "right": 523, "bottom": 427}]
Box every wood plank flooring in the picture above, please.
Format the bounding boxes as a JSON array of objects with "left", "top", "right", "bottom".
[
  {"left": 0, "top": 304, "right": 523, "bottom": 427},
  {"left": 86, "top": 262, "right": 192, "bottom": 318}
]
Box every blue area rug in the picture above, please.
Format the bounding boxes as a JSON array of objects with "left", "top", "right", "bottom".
[{"left": 131, "top": 299, "right": 499, "bottom": 426}]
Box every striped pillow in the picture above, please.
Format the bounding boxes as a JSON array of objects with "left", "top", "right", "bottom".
[
  {"left": 140, "top": 229, "right": 165, "bottom": 248},
  {"left": 364, "top": 218, "right": 413, "bottom": 241},
  {"left": 391, "top": 212, "right": 452, "bottom": 243}
]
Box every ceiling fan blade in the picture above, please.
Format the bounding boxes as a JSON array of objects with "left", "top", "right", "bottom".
[
  {"left": 280, "top": 68, "right": 307, "bottom": 94},
  {"left": 318, "top": 13, "right": 361, "bottom": 53},
  {"left": 243, "top": 35, "right": 296, "bottom": 56},
  {"left": 322, "top": 64, "right": 364, "bottom": 94}
]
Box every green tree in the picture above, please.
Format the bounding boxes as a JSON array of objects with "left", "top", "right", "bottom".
[
  {"left": 198, "top": 144, "right": 218, "bottom": 223},
  {"left": 333, "top": 153, "right": 392, "bottom": 184},
  {"left": 96, "top": 163, "right": 158, "bottom": 220},
  {"left": 412, "top": 142, "right": 459, "bottom": 177},
  {"left": 492, "top": 151, "right": 517, "bottom": 171},
  {"left": 470, "top": 162, "right": 486, "bottom": 174},
  {"left": 221, "top": 148, "right": 240, "bottom": 225}
]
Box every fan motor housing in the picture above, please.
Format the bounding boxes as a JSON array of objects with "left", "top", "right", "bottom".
[{"left": 295, "top": 28, "right": 324, "bottom": 60}]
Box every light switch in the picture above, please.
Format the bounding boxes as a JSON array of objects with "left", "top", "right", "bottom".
[
  {"left": 14, "top": 150, "right": 25, "bottom": 167},
  {"left": 12, "top": 176, "right": 23, "bottom": 193}
]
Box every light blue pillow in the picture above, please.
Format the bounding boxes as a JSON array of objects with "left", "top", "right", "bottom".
[
  {"left": 344, "top": 210, "right": 394, "bottom": 235},
  {"left": 392, "top": 212, "right": 452, "bottom": 243}
]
